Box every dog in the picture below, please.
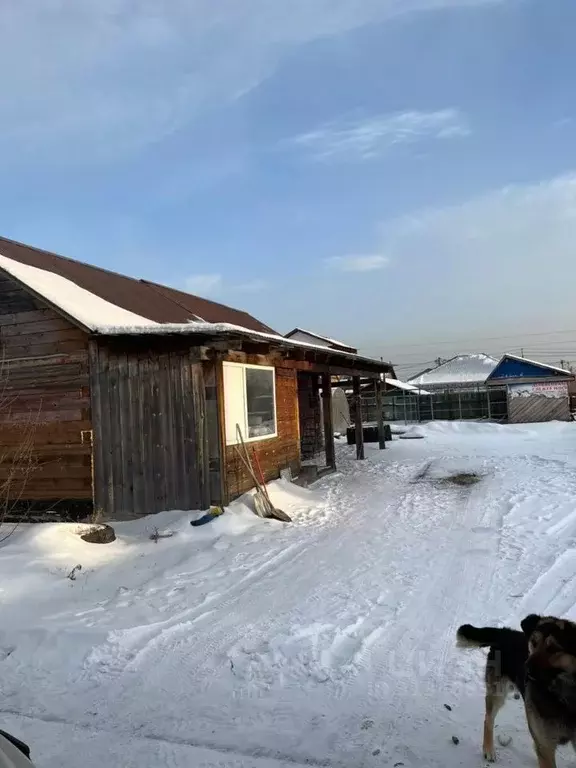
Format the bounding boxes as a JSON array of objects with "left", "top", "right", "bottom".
[{"left": 457, "top": 614, "right": 576, "bottom": 767}]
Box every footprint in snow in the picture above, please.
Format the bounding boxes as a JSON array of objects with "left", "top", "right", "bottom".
[{"left": 0, "top": 646, "right": 15, "bottom": 661}]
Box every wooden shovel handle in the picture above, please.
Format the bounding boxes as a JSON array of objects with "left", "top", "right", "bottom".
[{"left": 252, "top": 448, "right": 271, "bottom": 503}]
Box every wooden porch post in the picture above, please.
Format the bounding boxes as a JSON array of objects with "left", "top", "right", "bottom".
[
  {"left": 311, "top": 374, "right": 321, "bottom": 454},
  {"left": 321, "top": 373, "right": 336, "bottom": 469},
  {"left": 375, "top": 377, "right": 386, "bottom": 449},
  {"left": 353, "top": 376, "right": 365, "bottom": 460},
  {"left": 215, "top": 357, "right": 229, "bottom": 506}
]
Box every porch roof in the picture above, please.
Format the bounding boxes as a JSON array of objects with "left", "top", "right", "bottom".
[{"left": 96, "top": 321, "right": 394, "bottom": 377}]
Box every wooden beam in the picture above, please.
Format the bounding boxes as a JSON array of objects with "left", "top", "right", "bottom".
[
  {"left": 202, "top": 345, "right": 390, "bottom": 378},
  {"left": 353, "top": 376, "right": 364, "bottom": 460},
  {"left": 322, "top": 373, "right": 336, "bottom": 469},
  {"left": 278, "top": 359, "right": 388, "bottom": 379},
  {"left": 203, "top": 338, "right": 244, "bottom": 353},
  {"left": 331, "top": 377, "right": 374, "bottom": 389},
  {"left": 375, "top": 377, "right": 386, "bottom": 450},
  {"left": 215, "top": 358, "right": 230, "bottom": 506}
]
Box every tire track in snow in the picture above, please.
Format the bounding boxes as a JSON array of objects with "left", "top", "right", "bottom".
[
  {"left": 363, "top": 470, "right": 504, "bottom": 719},
  {"left": 77, "top": 458, "right": 434, "bottom": 760},
  {"left": 519, "top": 548, "right": 576, "bottom": 618},
  {"left": 0, "top": 708, "right": 331, "bottom": 768},
  {"left": 495, "top": 455, "right": 576, "bottom": 622},
  {"left": 11, "top": 434, "right": 576, "bottom": 768},
  {"left": 81, "top": 541, "right": 310, "bottom": 682}
]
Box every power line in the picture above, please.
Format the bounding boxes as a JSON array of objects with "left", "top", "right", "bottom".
[
  {"left": 389, "top": 351, "right": 576, "bottom": 374},
  {"left": 379, "top": 346, "right": 576, "bottom": 364},
  {"left": 379, "top": 327, "right": 576, "bottom": 351},
  {"left": 502, "top": 338, "right": 576, "bottom": 348},
  {"left": 393, "top": 361, "right": 436, "bottom": 369}
]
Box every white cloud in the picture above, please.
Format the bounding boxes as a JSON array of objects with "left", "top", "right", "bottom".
[
  {"left": 326, "top": 254, "right": 389, "bottom": 272},
  {"left": 234, "top": 279, "right": 268, "bottom": 294},
  {"left": 185, "top": 273, "right": 223, "bottom": 295},
  {"left": 381, "top": 173, "right": 576, "bottom": 256},
  {"left": 0, "top": 0, "right": 501, "bottom": 164},
  {"left": 375, "top": 172, "right": 576, "bottom": 319},
  {"left": 185, "top": 273, "right": 267, "bottom": 297},
  {"left": 293, "top": 109, "right": 469, "bottom": 161},
  {"left": 306, "top": 172, "right": 576, "bottom": 365}
]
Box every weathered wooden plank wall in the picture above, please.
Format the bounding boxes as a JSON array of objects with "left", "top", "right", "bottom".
[
  {"left": 222, "top": 353, "right": 301, "bottom": 500},
  {"left": 90, "top": 341, "right": 209, "bottom": 519},
  {"left": 508, "top": 391, "right": 571, "bottom": 423},
  {"left": 0, "top": 275, "right": 92, "bottom": 511},
  {"left": 204, "top": 361, "right": 224, "bottom": 505}
]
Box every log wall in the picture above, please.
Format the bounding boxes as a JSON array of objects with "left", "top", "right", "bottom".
[{"left": 0, "top": 275, "right": 92, "bottom": 513}]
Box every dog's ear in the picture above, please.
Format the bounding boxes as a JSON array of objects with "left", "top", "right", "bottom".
[{"left": 521, "top": 614, "right": 542, "bottom": 636}]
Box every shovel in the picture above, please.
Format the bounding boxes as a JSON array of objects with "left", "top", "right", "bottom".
[
  {"left": 234, "top": 425, "right": 291, "bottom": 523},
  {"left": 252, "top": 446, "right": 291, "bottom": 523}
]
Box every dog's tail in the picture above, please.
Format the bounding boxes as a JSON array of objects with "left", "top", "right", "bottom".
[{"left": 456, "top": 624, "right": 521, "bottom": 649}]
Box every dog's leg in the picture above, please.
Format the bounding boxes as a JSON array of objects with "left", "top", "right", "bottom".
[
  {"left": 531, "top": 739, "right": 557, "bottom": 768},
  {"left": 526, "top": 707, "right": 557, "bottom": 768},
  {"left": 483, "top": 679, "right": 507, "bottom": 762}
]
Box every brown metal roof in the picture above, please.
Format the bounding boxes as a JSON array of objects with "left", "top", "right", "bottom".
[{"left": 0, "top": 235, "right": 276, "bottom": 334}]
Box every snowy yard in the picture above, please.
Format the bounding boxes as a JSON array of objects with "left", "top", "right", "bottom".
[{"left": 3, "top": 422, "right": 576, "bottom": 767}]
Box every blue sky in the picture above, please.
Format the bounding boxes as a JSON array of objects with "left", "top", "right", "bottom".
[{"left": 2, "top": 0, "right": 576, "bottom": 373}]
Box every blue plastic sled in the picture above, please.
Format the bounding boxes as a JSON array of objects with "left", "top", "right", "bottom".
[{"left": 190, "top": 507, "right": 224, "bottom": 527}]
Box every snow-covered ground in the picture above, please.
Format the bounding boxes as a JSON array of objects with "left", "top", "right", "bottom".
[{"left": 3, "top": 421, "right": 576, "bottom": 767}]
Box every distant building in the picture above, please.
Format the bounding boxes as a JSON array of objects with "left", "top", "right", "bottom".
[
  {"left": 408, "top": 354, "right": 498, "bottom": 392},
  {"left": 284, "top": 328, "right": 358, "bottom": 355},
  {"left": 486, "top": 354, "right": 574, "bottom": 423}
]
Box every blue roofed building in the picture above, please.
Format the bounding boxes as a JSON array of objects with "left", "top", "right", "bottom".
[{"left": 486, "top": 354, "right": 574, "bottom": 423}]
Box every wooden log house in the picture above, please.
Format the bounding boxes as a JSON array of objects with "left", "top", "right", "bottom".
[{"left": 0, "top": 237, "right": 393, "bottom": 520}]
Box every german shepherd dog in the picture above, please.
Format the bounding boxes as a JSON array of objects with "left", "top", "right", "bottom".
[{"left": 457, "top": 615, "right": 576, "bottom": 767}]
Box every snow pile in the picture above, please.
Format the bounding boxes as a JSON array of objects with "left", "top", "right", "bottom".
[
  {"left": 2, "top": 422, "right": 576, "bottom": 767},
  {"left": 0, "top": 254, "right": 157, "bottom": 331},
  {"left": 416, "top": 419, "right": 512, "bottom": 436}
]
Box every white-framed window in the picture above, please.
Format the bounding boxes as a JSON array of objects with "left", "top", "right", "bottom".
[{"left": 223, "top": 362, "right": 277, "bottom": 445}]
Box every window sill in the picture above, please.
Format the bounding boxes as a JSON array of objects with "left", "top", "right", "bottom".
[{"left": 227, "top": 432, "right": 278, "bottom": 447}]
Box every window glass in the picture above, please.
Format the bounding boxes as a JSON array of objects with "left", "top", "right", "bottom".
[{"left": 245, "top": 367, "right": 276, "bottom": 438}]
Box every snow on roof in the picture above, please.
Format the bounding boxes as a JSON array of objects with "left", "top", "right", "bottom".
[
  {"left": 385, "top": 377, "right": 431, "bottom": 395},
  {"left": 97, "top": 320, "right": 392, "bottom": 368},
  {"left": 490, "top": 354, "right": 573, "bottom": 377},
  {"left": 0, "top": 253, "right": 156, "bottom": 331},
  {"left": 408, "top": 354, "right": 498, "bottom": 388},
  {"left": 0, "top": 253, "right": 392, "bottom": 371},
  {"left": 285, "top": 327, "right": 355, "bottom": 351}
]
